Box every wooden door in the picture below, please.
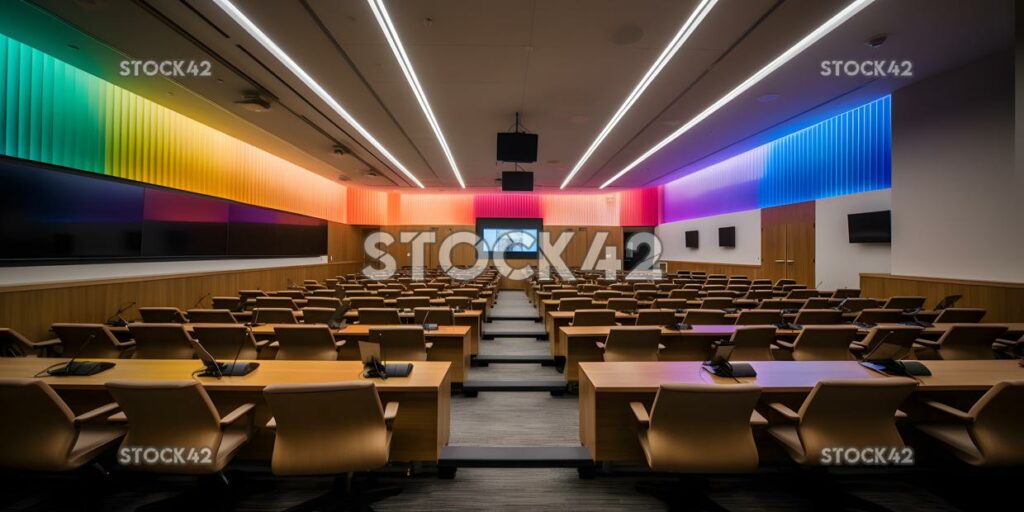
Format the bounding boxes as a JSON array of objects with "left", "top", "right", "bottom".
[
  {"left": 760, "top": 202, "right": 815, "bottom": 285},
  {"left": 761, "top": 207, "right": 789, "bottom": 282}
]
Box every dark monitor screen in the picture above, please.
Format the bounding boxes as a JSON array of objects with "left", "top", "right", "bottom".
[
  {"left": 848, "top": 210, "right": 891, "bottom": 243},
  {"left": 142, "top": 188, "right": 228, "bottom": 257},
  {"left": 496, "top": 132, "right": 539, "bottom": 163},
  {"left": 718, "top": 226, "right": 736, "bottom": 247},
  {"left": 685, "top": 230, "right": 699, "bottom": 249}
]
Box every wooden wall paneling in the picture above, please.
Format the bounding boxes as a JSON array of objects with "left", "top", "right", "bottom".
[
  {"left": 663, "top": 261, "right": 768, "bottom": 279},
  {"left": 861, "top": 273, "right": 1024, "bottom": 323}
]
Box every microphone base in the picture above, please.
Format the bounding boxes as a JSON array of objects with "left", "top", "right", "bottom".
[
  {"left": 199, "top": 362, "right": 260, "bottom": 377},
  {"left": 48, "top": 361, "right": 116, "bottom": 376}
]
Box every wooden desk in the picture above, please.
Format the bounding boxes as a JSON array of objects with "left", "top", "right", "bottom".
[
  {"left": 579, "top": 360, "right": 1024, "bottom": 461},
  {"left": 0, "top": 358, "right": 451, "bottom": 462},
  {"left": 341, "top": 310, "right": 483, "bottom": 356}
]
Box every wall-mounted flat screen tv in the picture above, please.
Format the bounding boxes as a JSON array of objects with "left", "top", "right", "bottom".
[
  {"left": 718, "top": 226, "right": 736, "bottom": 247},
  {"left": 684, "top": 230, "right": 699, "bottom": 249},
  {"left": 848, "top": 210, "right": 891, "bottom": 243}
]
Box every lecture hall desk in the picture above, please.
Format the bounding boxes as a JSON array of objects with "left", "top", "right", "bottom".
[
  {"left": 579, "top": 359, "right": 1024, "bottom": 461},
  {"left": 0, "top": 358, "right": 451, "bottom": 462},
  {"left": 343, "top": 309, "right": 484, "bottom": 356}
]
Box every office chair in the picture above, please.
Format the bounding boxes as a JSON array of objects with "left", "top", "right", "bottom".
[
  {"left": 849, "top": 325, "right": 923, "bottom": 360},
  {"left": 785, "top": 289, "right": 820, "bottom": 300},
  {"left": 397, "top": 296, "right": 432, "bottom": 310},
  {"left": 882, "top": 296, "right": 927, "bottom": 311},
  {"left": 634, "top": 290, "right": 659, "bottom": 302},
  {"left": 610, "top": 283, "right": 634, "bottom": 292},
  {"left": 801, "top": 297, "right": 833, "bottom": 310},
  {"left": 358, "top": 308, "right": 402, "bottom": 325},
  {"left": 606, "top": 298, "right": 640, "bottom": 313},
  {"left": 452, "top": 288, "right": 480, "bottom": 298},
  {"left": 854, "top": 309, "right": 904, "bottom": 325},
  {"left": 793, "top": 309, "right": 844, "bottom": 325},
  {"left": 934, "top": 308, "right": 986, "bottom": 323},
  {"left": 916, "top": 380, "right": 1024, "bottom": 466},
  {"left": 635, "top": 309, "right": 677, "bottom": 326},
  {"left": 273, "top": 325, "right": 344, "bottom": 361},
  {"left": 774, "top": 325, "right": 860, "bottom": 361},
  {"left": 0, "top": 378, "right": 125, "bottom": 472},
  {"left": 263, "top": 382, "right": 400, "bottom": 509},
  {"left": 839, "top": 297, "right": 880, "bottom": 313},
  {"left": 252, "top": 308, "right": 298, "bottom": 324},
  {"left": 744, "top": 289, "right": 774, "bottom": 301},
  {"left": 375, "top": 288, "right": 402, "bottom": 300},
  {"left": 668, "top": 289, "right": 699, "bottom": 300},
  {"left": 444, "top": 296, "right": 472, "bottom": 310},
  {"left": 0, "top": 328, "right": 59, "bottom": 357},
  {"left": 571, "top": 309, "right": 617, "bottom": 327},
  {"left": 51, "top": 323, "right": 134, "bottom": 359},
  {"left": 593, "top": 290, "right": 623, "bottom": 301},
  {"left": 597, "top": 327, "right": 662, "bottom": 362},
  {"left": 127, "top": 324, "right": 196, "bottom": 359},
  {"left": 558, "top": 298, "right": 594, "bottom": 312},
  {"left": 414, "top": 307, "right": 455, "bottom": 325},
  {"left": 186, "top": 309, "right": 237, "bottom": 324},
  {"left": 411, "top": 288, "right": 438, "bottom": 298},
  {"left": 653, "top": 298, "right": 689, "bottom": 310},
  {"left": 302, "top": 307, "right": 337, "bottom": 325},
  {"left": 348, "top": 296, "right": 387, "bottom": 309},
  {"left": 773, "top": 279, "right": 797, "bottom": 289},
  {"left": 305, "top": 297, "right": 343, "bottom": 311},
  {"left": 832, "top": 288, "right": 861, "bottom": 299},
  {"left": 192, "top": 324, "right": 265, "bottom": 360},
  {"left": 256, "top": 296, "right": 300, "bottom": 311},
  {"left": 729, "top": 326, "right": 778, "bottom": 361},
  {"left": 551, "top": 289, "right": 579, "bottom": 300},
  {"left": 106, "top": 380, "right": 254, "bottom": 475},
  {"left": 734, "top": 309, "right": 783, "bottom": 326},
  {"left": 138, "top": 307, "right": 188, "bottom": 324},
  {"left": 211, "top": 296, "right": 242, "bottom": 312},
  {"left": 371, "top": 326, "right": 431, "bottom": 361},
  {"left": 274, "top": 289, "right": 307, "bottom": 300},
  {"left": 914, "top": 324, "right": 1009, "bottom": 360},
  {"left": 681, "top": 309, "right": 728, "bottom": 325},
  {"left": 699, "top": 298, "right": 734, "bottom": 310}
]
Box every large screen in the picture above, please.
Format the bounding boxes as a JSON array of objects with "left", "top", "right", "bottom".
[
  {"left": 848, "top": 210, "right": 891, "bottom": 243},
  {"left": 476, "top": 218, "right": 543, "bottom": 259}
]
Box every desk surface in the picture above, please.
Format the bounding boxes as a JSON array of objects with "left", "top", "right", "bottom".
[
  {"left": 0, "top": 358, "right": 451, "bottom": 392},
  {"left": 250, "top": 324, "right": 470, "bottom": 337},
  {"left": 561, "top": 323, "right": 1024, "bottom": 338},
  {"left": 579, "top": 360, "right": 1024, "bottom": 393},
  {"left": 343, "top": 310, "right": 482, "bottom": 319}
]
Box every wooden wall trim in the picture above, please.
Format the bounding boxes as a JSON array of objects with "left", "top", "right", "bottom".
[
  {"left": 860, "top": 273, "right": 1024, "bottom": 289},
  {"left": 861, "top": 273, "right": 1024, "bottom": 322}
]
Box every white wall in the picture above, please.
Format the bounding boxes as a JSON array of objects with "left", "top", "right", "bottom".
[
  {"left": 0, "top": 256, "right": 328, "bottom": 287},
  {"left": 891, "top": 51, "right": 1024, "bottom": 283},
  {"left": 656, "top": 209, "right": 761, "bottom": 265},
  {"left": 815, "top": 190, "right": 892, "bottom": 290}
]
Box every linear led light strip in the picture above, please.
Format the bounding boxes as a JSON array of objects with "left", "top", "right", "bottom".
[
  {"left": 211, "top": 0, "right": 425, "bottom": 188},
  {"left": 600, "top": 0, "right": 876, "bottom": 189},
  {"left": 560, "top": 0, "right": 718, "bottom": 189},
  {"left": 367, "top": 0, "right": 466, "bottom": 189}
]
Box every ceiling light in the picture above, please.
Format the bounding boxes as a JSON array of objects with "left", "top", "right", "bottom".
[
  {"left": 560, "top": 0, "right": 717, "bottom": 189},
  {"left": 367, "top": 0, "right": 466, "bottom": 188},
  {"left": 601, "top": 0, "right": 875, "bottom": 189},
  {"left": 211, "top": 0, "right": 425, "bottom": 188},
  {"left": 236, "top": 94, "right": 271, "bottom": 112}
]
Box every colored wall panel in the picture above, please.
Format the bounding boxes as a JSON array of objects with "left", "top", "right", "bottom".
[{"left": 473, "top": 193, "right": 542, "bottom": 219}]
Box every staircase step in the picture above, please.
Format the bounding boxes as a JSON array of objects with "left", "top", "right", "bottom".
[
  {"left": 461, "top": 379, "right": 567, "bottom": 396},
  {"left": 472, "top": 355, "right": 555, "bottom": 366},
  {"left": 439, "top": 446, "right": 593, "bottom": 468}
]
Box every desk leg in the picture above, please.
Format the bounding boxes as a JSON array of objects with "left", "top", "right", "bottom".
[{"left": 427, "top": 334, "right": 470, "bottom": 384}]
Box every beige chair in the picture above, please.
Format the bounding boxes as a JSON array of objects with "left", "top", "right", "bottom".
[
  {"left": 211, "top": 296, "right": 242, "bottom": 312},
  {"left": 729, "top": 326, "right": 778, "bottom": 361},
  {"left": 558, "top": 298, "right": 593, "bottom": 312},
  {"left": 793, "top": 309, "right": 844, "bottom": 325},
  {"left": 376, "top": 288, "right": 403, "bottom": 299},
  {"left": 51, "top": 323, "right": 134, "bottom": 359},
  {"left": 0, "top": 328, "right": 59, "bottom": 357},
  {"left": 302, "top": 307, "right": 338, "bottom": 325},
  {"left": 106, "top": 380, "right": 254, "bottom": 475},
  {"left": 252, "top": 308, "right": 298, "bottom": 325},
  {"left": 854, "top": 309, "right": 904, "bottom": 325},
  {"left": 348, "top": 297, "right": 387, "bottom": 309},
  {"left": 0, "top": 378, "right": 125, "bottom": 472},
  {"left": 597, "top": 327, "right": 662, "bottom": 362},
  {"left": 273, "top": 325, "right": 344, "bottom": 361},
  {"left": 914, "top": 324, "right": 1009, "bottom": 360},
  {"left": 849, "top": 325, "right": 924, "bottom": 360},
  {"left": 606, "top": 298, "right": 639, "bottom": 313},
  {"left": 551, "top": 289, "right": 579, "bottom": 300},
  {"left": 682, "top": 309, "right": 727, "bottom": 325},
  {"left": 358, "top": 308, "right": 402, "bottom": 325},
  {"left": 934, "top": 308, "right": 986, "bottom": 323},
  {"left": 635, "top": 309, "right": 677, "bottom": 326},
  {"left": 571, "top": 309, "right": 617, "bottom": 327},
  {"left": 882, "top": 296, "right": 927, "bottom": 311},
  {"left": 369, "top": 326, "right": 431, "bottom": 361},
  {"left": 831, "top": 288, "right": 861, "bottom": 299},
  {"left": 634, "top": 290, "right": 659, "bottom": 302},
  {"left": 305, "top": 297, "right": 343, "bottom": 311},
  {"left": 699, "top": 298, "right": 734, "bottom": 310},
  {"left": 255, "top": 296, "right": 300, "bottom": 311},
  {"left": 263, "top": 382, "right": 400, "bottom": 508},
  {"left": 413, "top": 307, "right": 455, "bottom": 325},
  {"left": 397, "top": 296, "right": 431, "bottom": 310},
  {"left": 774, "top": 325, "right": 859, "bottom": 361},
  {"left": 916, "top": 380, "right": 1024, "bottom": 467},
  {"left": 127, "top": 324, "right": 196, "bottom": 359},
  {"left": 840, "top": 298, "right": 879, "bottom": 313},
  {"left": 668, "top": 289, "right": 699, "bottom": 300},
  {"left": 186, "top": 309, "right": 237, "bottom": 324},
  {"left": 138, "top": 307, "right": 188, "bottom": 324},
  {"left": 192, "top": 324, "right": 266, "bottom": 360},
  {"left": 734, "top": 309, "right": 783, "bottom": 326},
  {"left": 801, "top": 298, "right": 833, "bottom": 310},
  {"left": 593, "top": 290, "right": 622, "bottom": 302},
  {"left": 653, "top": 299, "right": 689, "bottom": 310}
]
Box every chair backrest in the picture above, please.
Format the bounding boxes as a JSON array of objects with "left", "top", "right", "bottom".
[
  {"left": 735, "top": 310, "right": 783, "bottom": 326},
  {"left": 51, "top": 323, "right": 123, "bottom": 359},
  {"left": 106, "top": 380, "right": 223, "bottom": 472},
  {"left": 682, "top": 309, "right": 727, "bottom": 325},
  {"left": 253, "top": 308, "right": 298, "bottom": 324},
  {"left": 635, "top": 309, "right": 677, "bottom": 326},
  {"left": 414, "top": 307, "right": 455, "bottom": 325},
  {"left": 793, "top": 309, "right": 844, "bottom": 325},
  {"left": 452, "top": 288, "right": 480, "bottom": 299},
  {"left": 606, "top": 298, "right": 639, "bottom": 313},
  {"left": 700, "top": 298, "right": 734, "bottom": 310},
  {"left": 934, "top": 308, "right": 986, "bottom": 323},
  {"left": 593, "top": 290, "right": 622, "bottom": 301},
  {"left": 854, "top": 309, "right": 904, "bottom": 324},
  {"left": 371, "top": 326, "right": 428, "bottom": 361},
  {"left": 858, "top": 325, "right": 924, "bottom": 361},
  {"left": 841, "top": 298, "right": 879, "bottom": 313},
  {"left": 744, "top": 289, "right": 774, "bottom": 300},
  {"left": 602, "top": 327, "right": 662, "bottom": 362},
  {"left": 796, "top": 379, "right": 918, "bottom": 465},
  {"left": 791, "top": 325, "right": 859, "bottom": 361},
  {"left": 192, "top": 324, "right": 260, "bottom": 360},
  {"left": 786, "top": 289, "right": 819, "bottom": 300},
  {"left": 0, "top": 329, "right": 34, "bottom": 357},
  {"left": 967, "top": 380, "right": 1024, "bottom": 466},
  {"left": 0, "top": 378, "right": 78, "bottom": 470},
  {"left": 239, "top": 290, "right": 269, "bottom": 301},
  {"left": 883, "top": 296, "right": 927, "bottom": 311},
  {"left": 211, "top": 296, "right": 242, "bottom": 312},
  {"left": 653, "top": 299, "right": 689, "bottom": 310},
  {"left": 832, "top": 288, "right": 861, "bottom": 299},
  {"left": 444, "top": 296, "right": 472, "bottom": 309},
  {"left": 358, "top": 308, "right": 402, "bottom": 325},
  {"left": 302, "top": 307, "right": 337, "bottom": 325},
  {"left": 256, "top": 297, "right": 299, "bottom": 311},
  {"left": 558, "top": 298, "right": 594, "bottom": 312},
  {"left": 571, "top": 309, "right": 617, "bottom": 327},
  {"left": 127, "top": 324, "right": 196, "bottom": 359},
  {"left": 644, "top": 384, "right": 762, "bottom": 472},
  {"left": 802, "top": 298, "right": 833, "bottom": 310},
  {"left": 729, "top": 326, "right": 777, "bottom": 361},
  {"left": 263, "top": 381, "right": 390, "bottom": 475},
  {"left": 273, "top": 325, "right": 339, "bottom": 361},
  {"left": 397, "top": 296, "right": 432, "bottom": 310},
  {"left": 934, "top": 325, "right": 1008, "bottom": 360},
  {"left": 668, "top": 289, "right": 699, "bottom": 300},
  {"left": 274, "top": 290, "right": 306, "bottom": 299},
  {"left": 551, "top": 289, "right": 579, "bottom": 300},
  {"left": 411, "top": 288, "right": 438, "bottom": 298},
  {"left": 348, "top": 296, "right": 387, "bottom": 309},
  {"left": 305, "top": 297, "right": 343, "bottom": 311},
  {"left": 634, "top": 290, "right": 659, "bottom": 301},
  {"left": 376, "top": 288, "right": 403, "bottom": 299},
  {"left": 186, "top": 309, "right": 237, "bottom": 324},
  {"left": 138, "top": 307, "right": 188, "bottom": 324}
]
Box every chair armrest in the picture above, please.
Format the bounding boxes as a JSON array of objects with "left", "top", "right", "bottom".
[
  {"left": 425, "top": 342, "right": 434, "bottom": 350},
  {"left": 74, "top": 403, "right": 120, "bottom": 424},
  {"left": 114, "top": 340, "right": 136, "bottom": 349},
  {"left": 895, "top": 409, "right": 908, "bottom": 420},
  {"left": 595, "top": 341, "right": 606, "bottom": 350},
  {"left": 849, "top": 342, "right": 866, "bottom": 355},
  {"left": 265, "top": 417, "right": 277, "bottom": 430},
  {"left": 629, "top": 402, "right": 650, "bottom": 426},
  {"left": 268, "top": 341, "right": 280, "bottom": 349},
  {"left": 774, "top": 340, "right": 795, "bottom": 350},
  {"left": 914, "top": 338, "right": 941, "bottom": 349},
  {"left": 32, "top": 338, "right": 62, "bottom": 348},
  {"left": 767, "top": 402, "right": 800, "bottom": 422},
  {"left": 107, "top": 411, "right": 128, "bottom": 423},
  {"left": 384, "top": 402, "right": 399, "bottom": 429},
  {"left": 220, "top": 403, "right": 256, "bottom": 427},
  {"left": 657, "top": 343, "right": 666, "bottom": 350},
  {"left": 750, "top": 410, "right": 768, "bottom": 427},
  {"left": 992, "top": 338, "right": 1018, "bottom": 348},
  {"left": 334, "top": 340, "right": 347, "bottom": 348},
  {"left": 922, "top": 400, "right": 973, "bottom": 422},
  {"left": 253, "top": 339, "right": 270, "bottom": 349}
]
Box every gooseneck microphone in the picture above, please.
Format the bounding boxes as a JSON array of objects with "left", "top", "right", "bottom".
[{"left": 105, "top": 302, "right": 136, "bottom": 327}]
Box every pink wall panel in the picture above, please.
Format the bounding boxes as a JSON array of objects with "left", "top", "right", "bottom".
[
  {"left": 540, "top": 194, "right": 619, "bottom": 226},
  {"left": 473, "top": 193, "right": 542, "bottom": 219},
  {"left": 618, "top": 187, "right": 662, "bottom": 226},
  {"left": 395, "top": 193, "right": 475, "bottom": 225}
]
